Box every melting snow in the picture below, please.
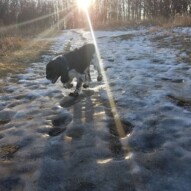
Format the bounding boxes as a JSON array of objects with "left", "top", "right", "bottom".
[{"left": 0, "top": 28, "right": 191, "bottom": 191}]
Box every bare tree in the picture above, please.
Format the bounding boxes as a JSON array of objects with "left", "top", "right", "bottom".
[{"left": 0, "top": 0, "right": 190, "bottom": 34}]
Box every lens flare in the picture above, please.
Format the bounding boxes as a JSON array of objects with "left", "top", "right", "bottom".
[
  {"left": 77, "top": 0, "right": 93, "bottom": 10},
  {"left": 84, "top": 9, "right": 126, "bottom": 138}
]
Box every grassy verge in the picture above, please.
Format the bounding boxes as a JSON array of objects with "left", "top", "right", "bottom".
[
  {"left": 0, "top": 37, "right": 53, "bottom": 77},
  {"left": 91, "top": 15, "right": 191, "bottom": 30},
  {"left": 0, "top": 34, "right": 56, "bottom": 92},
  {"left": 147, "top": 15, "right": 191, "bottom": 64},
  {"left": 150, "top": 28, "right": 191, "bottom": 64}
]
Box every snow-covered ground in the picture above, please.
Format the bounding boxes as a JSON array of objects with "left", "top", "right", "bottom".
[{"left": 0, "top": 28, "right": 191, "bottom": 191}]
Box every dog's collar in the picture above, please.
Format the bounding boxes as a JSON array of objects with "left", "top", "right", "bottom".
[{"left": 62, "top": 55, "right": 70, "bottom": 71}]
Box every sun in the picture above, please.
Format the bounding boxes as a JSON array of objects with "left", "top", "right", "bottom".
[{"left": 77, "top": 0, "right": 93, "bottom": 10}]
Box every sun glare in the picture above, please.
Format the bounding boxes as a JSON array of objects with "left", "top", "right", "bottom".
[
  {"left": 84, "top": 9, "right": 126, "bottom": 138},
  {"left": 77, "top": 0, "right": 93, "bottom": 10}
]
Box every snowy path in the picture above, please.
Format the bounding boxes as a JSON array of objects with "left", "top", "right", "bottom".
[{"left": 0, "top": 28, "right": 191, "bottom": 191}]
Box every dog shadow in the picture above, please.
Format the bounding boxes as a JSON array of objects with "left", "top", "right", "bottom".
[
  {"left": 61, "top": 89, "right": 96, "bottom": 125},
  {"left": 60, "top": 90, "right": 95, "bottom": 108},
  {"left": 59, "top": 88, "right": 128, "bottom": 159},
  {"left": 37, "top": 87, "right": 133, "bottom": 190}
]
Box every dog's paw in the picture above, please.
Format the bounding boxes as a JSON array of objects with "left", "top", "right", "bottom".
[
  {"left": 97, "top": 75, "right": 103, "bottom": 82},
  {"left": 69, "top": 92, "right": 79, "bottom": 97},
  {"left": 83, "top": 84, "right": 89, "bottom": 89}
]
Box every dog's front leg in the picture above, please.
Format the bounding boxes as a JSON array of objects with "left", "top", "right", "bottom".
[
  {"left": 96, "top": 68, "right": 103, "bottom": 82},
  {"left": 63, "top": 79, "right": 73, "bottom": 89},
  {"left": 69, "top": 78, "right": 83, "bottom": 97},
  {"left": 83, "top": 67, "right": 91, "bottom": 88},
  {"left": 91, "top": 54, "right": 103, "bottom": 81}
]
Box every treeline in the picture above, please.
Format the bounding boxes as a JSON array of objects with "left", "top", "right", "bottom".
[
  {"left": 0, "top": 0, "right": 64, "bottom": 35},
  {"left": 89, "top": 0, "right": 191, "bottom": 26},
  {"left": 0, "top": 0, "right": 191, "bottom": 35}
]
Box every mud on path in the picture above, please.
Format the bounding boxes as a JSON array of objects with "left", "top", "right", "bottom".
[{"left": 0, "top": 28, "right": 191, "bottom": 191}]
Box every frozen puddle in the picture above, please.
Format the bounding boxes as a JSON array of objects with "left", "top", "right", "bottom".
[{"left": 0, "top": 28, "right": 191, "bottom": 191}]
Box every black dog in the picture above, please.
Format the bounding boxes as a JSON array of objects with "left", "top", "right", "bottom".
[{"left": 46, "top": 44, "right": 102, "bottom": 96}]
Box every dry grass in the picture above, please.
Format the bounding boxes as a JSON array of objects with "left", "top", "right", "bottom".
[
  {"left": 90, "top": 15, "right": 191, "bottom": 30},
  {"left": 0, "top": 37, "right": 24, "bottom": 53},
  {"left": 141, "top": 17, "right": 170, "bottom": 27},
  {"left": 0, "top": 38, "right": 51, "bottom": 74},
  {"left": 172, "top": 15, "right": 191, "bottom": 27},
  {"left": 0, "top": 36, "right": 54, "bottom": 91},
  {"left": 151, "top": 30, "right": 191, "bottom": 64},
  {"left": 92, "top": 20, "right": 140, "bottom": 30},
  {"left": 111, "top": 33, "right": 135, "bottom": 40},
  {"left": 143, "top": 15, "right": 191, "bottom": 28},
  {"left": 144, "top": 15, "right": 191, "bottom": 64}
]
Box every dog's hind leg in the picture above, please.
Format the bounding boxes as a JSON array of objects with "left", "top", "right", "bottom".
[{"left": 86, "top": 67, "right": 91, "bottom": 81}]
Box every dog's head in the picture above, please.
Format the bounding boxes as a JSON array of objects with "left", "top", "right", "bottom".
[
  {"left": 80, "top": 43, "right": 95, "bottom": 57},
  {"left": 46, "top": 56, "right": 69, "bottom": 84}
]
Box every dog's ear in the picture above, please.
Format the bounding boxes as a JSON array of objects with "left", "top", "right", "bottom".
[
  {"left": 61, "top": 74, "right": 69, "bottom": 84},
  {"left": 57, "top": 57, "right": 69, "bottom": 83},
  {"left": 60, "top": 63, "right": 69, "bottom": 83},
  {"left": 46, "top": 60, "right": 54, "bottom": 76},
  {"left": 52, "top": 57, "right": 66, "bottom": 75},
  {"left": 46, "top": 57, "right": 64, "bottom": 76}
]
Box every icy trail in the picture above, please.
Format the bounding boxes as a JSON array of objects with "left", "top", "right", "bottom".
[{"left": 0, "top": 28, "right": 191, "bottom": 191}]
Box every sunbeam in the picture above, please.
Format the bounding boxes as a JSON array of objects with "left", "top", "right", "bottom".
[
  {"left": 19, "top": 7, "right": 77, "bottom": 52},
  {"left": 0, "top": 12, "right": 54, "bottom": 34},
  {"left": 84, "top": 9, "right": 126, "bottom": 138},
  {"left": 0, "top": 5, "right": 75, "bottom": 34}
]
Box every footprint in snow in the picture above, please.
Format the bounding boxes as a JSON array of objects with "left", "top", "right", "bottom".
[
  {"left": 66, "top": 126, "right": 85, "bottom": 139},
  {"left": 60, "top": 90, "right": 94, "bottom": 108},
  {"left": 48, "top": 127, "right": 66, "bottom": 137},
  {"left": 48, "top": 110, "right": 72, "bottom": 137}
]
